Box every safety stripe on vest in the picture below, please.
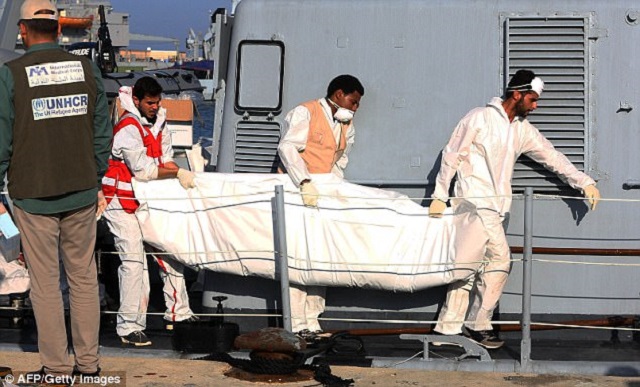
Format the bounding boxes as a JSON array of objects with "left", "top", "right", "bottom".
[{"left": 102, "top": 176, "right": 133, "bottom": 191}]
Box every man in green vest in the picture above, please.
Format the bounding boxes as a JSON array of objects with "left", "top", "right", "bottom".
[{"left": 0, "top": 0, "right": 111, "bottom": 381}]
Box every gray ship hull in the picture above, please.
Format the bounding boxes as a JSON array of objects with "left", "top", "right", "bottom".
[{"left": 205, "top": 0, "right": 640, "bottom": 326}]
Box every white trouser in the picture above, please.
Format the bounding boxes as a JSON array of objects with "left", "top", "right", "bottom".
[
  {"left": 290, "top": 284, "right": 326, "bottom": 332},
  {"left": 435, "top": 209, "right": 510, "bottom": 334},
  {"left": 0, "top": 254, "right": 29, "bottom": 295},
  {"left": 104, "top": 197, "right": 193, "bottom": 336}
]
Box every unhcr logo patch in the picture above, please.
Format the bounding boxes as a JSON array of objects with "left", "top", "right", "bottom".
[
  {"left": 25, "top": 61, "right": 85, "bottom": 87},
  {"left": 31, "top": 94, "right": 89, "bottom": 121}
]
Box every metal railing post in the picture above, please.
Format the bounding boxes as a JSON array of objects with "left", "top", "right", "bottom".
[
  {"left": 274, "top": 185, "right": 292, "bottom": 332},
  {"left": 520, "top": 187, "right": 534, "bottom": 371}
]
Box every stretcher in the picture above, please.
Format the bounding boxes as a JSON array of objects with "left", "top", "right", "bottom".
[{"left": 134, "top": 173, "right": 488, "bottom": 292}]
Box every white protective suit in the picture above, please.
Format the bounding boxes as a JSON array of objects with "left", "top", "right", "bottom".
[
  {"left": 103, "top": 87, "right": 194, "bottom": 337},
  {"left": 433, "top": 97, "right": 595, "bottom": 334},
  {"left": 278, "top": 98, "right": 355, "bottom": 333},
  {"left": 0, "top": 254, "right": 29, "bottom": 296}
]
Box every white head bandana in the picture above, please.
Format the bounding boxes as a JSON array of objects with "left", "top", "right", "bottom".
[{"left": 507, "top": 76, "right": 544, "bottom": 96}]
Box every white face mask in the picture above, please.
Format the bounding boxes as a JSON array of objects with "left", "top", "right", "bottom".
[{"left": 327, "top": 98, "right": 355, "bottom": 123}]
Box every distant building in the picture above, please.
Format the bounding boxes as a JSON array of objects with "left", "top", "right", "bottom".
[
  {"left": 2, "top": 0, "right": 187, "bottom": 71},
  {"left": 6, "top": 0, "right": 130, "bottom": 50},
  {"left": 57, "top": 0, "right": 130, "bottom": 48},
  {"left": 118, "top": 48, "right": 186, "bottom": 63}
]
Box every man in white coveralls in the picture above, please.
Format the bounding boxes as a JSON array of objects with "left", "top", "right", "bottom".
[
  {"left": 429, "top": 69, "right": 600, "bottom": 349},
  {"left": 101, "top": 77, "right": 198, "bottom": 346},
  {"left": 278, "top": 74, "right": 364, "bottom": 342}
]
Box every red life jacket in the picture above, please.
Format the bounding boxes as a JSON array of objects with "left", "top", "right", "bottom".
[{"left": 102, "top": 113, "right": 164, "bottom": 213}]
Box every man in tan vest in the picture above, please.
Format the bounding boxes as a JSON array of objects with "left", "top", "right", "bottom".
[{"left": 278, "top": 74, "right": 364, "bottom": 341}]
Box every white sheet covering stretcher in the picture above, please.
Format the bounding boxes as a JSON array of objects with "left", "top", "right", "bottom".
[{"left": 134, "top": 173, "right": 488, "bottom": 292}]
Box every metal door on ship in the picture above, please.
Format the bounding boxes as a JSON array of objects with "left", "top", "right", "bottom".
[{"left": 234, "top": 40, "right": 285, "bottom": 173}]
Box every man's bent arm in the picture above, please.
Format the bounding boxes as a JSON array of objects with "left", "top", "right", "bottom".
[
  {"left": 91, "top": 62, "right": 112, "bottom": 188},
  {"left": 278, "top": 105, "right": 312, "bottom": 186},
  {"left": 333, "top": 122, "right": 355, "bottom": 176},
  {"left": 521, "top": 121, "right": 595, "bottom": 190}
]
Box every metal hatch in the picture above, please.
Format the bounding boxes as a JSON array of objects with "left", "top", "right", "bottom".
[{"left": 502, "top": 14, "right": 593, "bottom": 192}]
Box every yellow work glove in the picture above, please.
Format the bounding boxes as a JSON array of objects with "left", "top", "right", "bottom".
[
  {"left": 177, "top": 168, "right": 196, "bottom": 189},
  {"left": 582, "top": 184, "right": 600, "bottom": 211},
  {"left": 429, "top": 199, "right": 447, "bottom": 218},
  {"left": 300, "top": 181, "right": 319, "bottom": 208}
]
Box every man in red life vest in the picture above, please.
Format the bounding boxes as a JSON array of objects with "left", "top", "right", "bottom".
[{"left": 102, "top": 77, "right": 198, "bottom": 346}]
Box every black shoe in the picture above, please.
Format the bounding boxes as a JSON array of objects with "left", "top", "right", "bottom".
[
  {"left": 296, "top": 329, "right": 331, "bottom": 345},
  {"left": 166, "top": 315, "right": 200, "bottom": 331},
  {"left": 0, "top": 366, "right": 12, "bottom": 378},
  {"left": 463, "top": 328, "right": 504, "bottom": 349},
  {"left": 295, "top": 329, "right": 317, "bottom": 344},
  {"left": 26, "top": 367, "right": 72, "bottom": 386},
  {"left": 72, "top": 366, "right": 101, "bottom": 377},
  {"left": 120, "top": 330, "right": 152, "bottom": 346},
  {"left": 311, "top": 330, "right": 332, "bottom": 344}
]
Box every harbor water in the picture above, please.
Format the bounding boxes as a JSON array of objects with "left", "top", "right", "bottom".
[{"left": 182, "top": 91, "right": 215, "bottom": 145}]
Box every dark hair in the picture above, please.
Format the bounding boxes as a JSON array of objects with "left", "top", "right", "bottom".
[
  {"left": 506, "top": 69, "right": 536, "bottom": 98},
  {"left": 326, "top": 74, "right": 364, "bottom": 98},
  {"left": 20, "top": 19, "right": 57, "bottom": 38},
  {"left": 132, "top": 76, "right": 163, "bottom": 100}
]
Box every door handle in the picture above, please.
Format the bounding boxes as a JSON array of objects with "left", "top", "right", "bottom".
[{"left": 623, "top": 179, "right": 640, "bottom": 190}]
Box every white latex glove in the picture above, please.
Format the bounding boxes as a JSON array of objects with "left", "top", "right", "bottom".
[
  {"left": 186, "top": 143, "right": 207, "bottom": 172},
  {"left": 177, "top": 168, "right": 196, "bottom": 189},
  {"left": 428, "top": 199, "right": 447, "bottom": 218},
  {"left": 96, "top": 191, "right": 107, "bottom": 220},
  {"left": 300, "top": 181, "right": 319, "bottom": 208},
  {"left": 583, "top": 184, "right": 600, "bottom": 211}
]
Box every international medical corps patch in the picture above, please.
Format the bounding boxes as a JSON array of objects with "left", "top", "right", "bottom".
[
  {"left": 24, "top": 60, "right": 85, "bottom": 87},
  {"left": 31, "top": 94, "right": 89, "bottom": 120}
]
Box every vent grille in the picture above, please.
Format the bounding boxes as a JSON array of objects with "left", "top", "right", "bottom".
[
  {"left": 505, "top": 16, "right": 590, "bottom": 191},
  {"left": 234, "top": 121, "right": 281, "bottom": 173}
]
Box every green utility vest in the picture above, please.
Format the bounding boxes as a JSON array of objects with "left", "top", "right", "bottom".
[{"left": 6, "top": 48, "right": 97, "bottom": 199}]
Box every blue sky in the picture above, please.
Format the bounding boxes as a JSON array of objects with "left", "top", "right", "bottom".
[{"left": 110, "top": 0, "right": 231, "bottom": 51}]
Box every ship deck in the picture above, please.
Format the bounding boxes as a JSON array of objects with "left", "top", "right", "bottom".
[{"left": 1, "top": 285, "right": 640, "bottom": 371}]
